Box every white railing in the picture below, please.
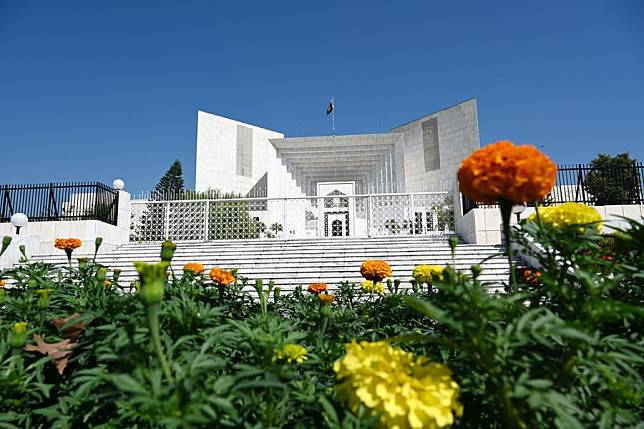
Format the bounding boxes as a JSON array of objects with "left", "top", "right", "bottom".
[{"left": 129, "top": 192, "right": 454, "bottom": 242}]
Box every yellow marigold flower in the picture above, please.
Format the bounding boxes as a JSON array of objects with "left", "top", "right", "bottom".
[
  {"left": 527, "top": 202, "right": 602, "bottom": 232},
  {"left": 458, "top": 140, "right": 557, "bottom": 204},
  {"left": 412, "top": 265, "right": 444, "bottom": 284},
  {"left": 360, "top": 260, "right": 393, "bottom": 282},
  {"left": 8, "top": 321, "right": 28, "bottom": 348},
  {"left": 55, "top": 238, "right": 82, "bottom": 250},
  {"left": 35, "top": 288, "right": 53, "bottom": 300},
  {"left": 0, "top": 279, "right": 5, "bottom": 287},
  {"left": 12, "top": 321, "right": 28, "bottom": 335},
  {"left": 307, "top": 282, "right": 328, "bottom": 294},
  {"left": 183, "top": 262, "right": 205, "bottom": 275},
  {"left": 209, "top": 267, "right": 235, "bottom": 286},
  {"left": 334, "top": 341, "right": 462, "bottom": 429},
  {"left": 318, "top": 293, "right": 336, "bottom": 305},
  {"left": 103, "top": 280, "right": 112, "bottom": 288},
  {"left": 360, "top": 280, "right": 385, "bottom": 294},
  {"left": 275, "top": 343, "right": 308, "bottom": 364}
]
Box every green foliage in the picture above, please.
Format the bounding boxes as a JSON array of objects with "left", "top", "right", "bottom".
[
  {"left": 583, "top": 153, "right": 641, "bottom": 205},
  {"left": 1, "top": 217, "right": 643, "bottom": 427},
  {"left": 155, "top": 159, "right": 185, "bottom": 198}
]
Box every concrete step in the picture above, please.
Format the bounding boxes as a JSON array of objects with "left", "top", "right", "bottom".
[{"left": 32, "top": 236, "right": 511, "bottom": 291}]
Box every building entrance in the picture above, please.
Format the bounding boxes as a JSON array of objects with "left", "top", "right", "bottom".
[{"left": 317, "top": 182, "right": 355, "bottom": 237}]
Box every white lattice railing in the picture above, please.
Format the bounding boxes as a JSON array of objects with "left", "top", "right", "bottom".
[{"left": 129, "top": 192, "right": 454, "bottom": 242}]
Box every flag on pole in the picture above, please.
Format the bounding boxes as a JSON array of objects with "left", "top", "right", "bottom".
[{"left": 326, "top": 98, "right": 334, "bottom": 115}]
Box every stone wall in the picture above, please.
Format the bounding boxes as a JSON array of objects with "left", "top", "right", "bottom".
[
  {"left": 391, "top": 98, "right": 480, "bottom": 193},
  {"left": 195, "top": 111, "right": 306, "bottom": 198}
]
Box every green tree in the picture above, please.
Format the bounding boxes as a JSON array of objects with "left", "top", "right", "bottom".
[
  {"left": 583, "top": 153, "right": 641, "bottom": 205},
  {"left": 153, "top": 160, "right": 185, "bottom": 199},
  {"left": 132, "top": 160, "right": 186, "bottom": 241}
]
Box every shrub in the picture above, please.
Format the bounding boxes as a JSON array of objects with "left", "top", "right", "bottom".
[{"left": 583, "top": 153, "right": 642, "bottom": 205}]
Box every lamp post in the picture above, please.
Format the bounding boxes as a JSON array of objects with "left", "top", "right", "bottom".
[
  {"left": 10, "top": 213, "right": 28, "bottom": 235},
  {"left": 512, "top": 204, "right": 526, "bottom": 223}
]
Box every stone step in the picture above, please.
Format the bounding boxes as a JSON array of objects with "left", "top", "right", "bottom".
[{"left": 32, "top": 236, "right": 511, "bottom": 290}]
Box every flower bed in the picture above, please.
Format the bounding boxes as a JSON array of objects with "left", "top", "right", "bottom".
[{"left": 1, "top": 143, "right": 642, "bottom": 428}]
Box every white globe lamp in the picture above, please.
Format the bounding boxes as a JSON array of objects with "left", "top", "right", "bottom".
[
  {"left": 112, "top": 179, "right": 125, "bottom": 190},
  {"left": 10, "top": 213, "right": 28, "bottom": 235}
]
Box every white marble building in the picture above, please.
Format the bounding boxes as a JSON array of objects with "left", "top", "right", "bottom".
[
  {"left": 193, "top": 99, "right": 480, "bottom": 238},
  {"left": 196, "top": 98, "right": 480, "bottom": 199}
]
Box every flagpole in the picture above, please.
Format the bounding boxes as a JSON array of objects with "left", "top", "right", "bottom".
[{"left": 332, "top": 97, "right": 335, "bottom": 138}]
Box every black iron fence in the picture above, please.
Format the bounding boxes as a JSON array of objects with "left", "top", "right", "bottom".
[
  {"left": 0, "top": 182, "right": 119, "bottom": 225},
  {"left": 462, "top": 162, "right": 644, "bottom": 214}
]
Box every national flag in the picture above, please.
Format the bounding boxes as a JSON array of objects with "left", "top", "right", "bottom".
[{"left": 326, "top": 99, "right": 334, "bottom": 115}]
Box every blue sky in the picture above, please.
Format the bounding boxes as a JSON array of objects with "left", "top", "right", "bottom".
[{"left": 1, "top": 1, "right": 642, "bottom": 192}]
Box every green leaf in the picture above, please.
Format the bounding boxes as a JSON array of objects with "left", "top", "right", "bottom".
[
  {"left": 110, "top": 374, "right": 148, "bottom": 395},
  {"left": 319, "top": 395, "right": 339, "bottom": 424},
  {"left": 404, "top": 296, "right": 461, "bottom": 330}
]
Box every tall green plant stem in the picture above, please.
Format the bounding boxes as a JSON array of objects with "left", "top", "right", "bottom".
[
  {"left": 146, "top": 304, "right": 173, "bottom": 383},
  {"left": 499, "top": 199, "right": 517, "bottom": 287},
  {"left": 317, "top": 313, "right": 329, "bottom": 346}
]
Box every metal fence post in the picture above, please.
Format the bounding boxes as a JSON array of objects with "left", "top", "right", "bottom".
[
  {"left": 367, "top": 195, "right": 373, "bottom": 237},
  {"left": 282, "top": 198, "right": 287, "bottom": 239},
  {"left": 409, "top": 193, "right": 415, "bottom": 235},
  {"left": 203, "top": 200, "right": 209, "bottom": 241},
  {"left": 164, "top": 201, "right": 171, "bottom": 239}
]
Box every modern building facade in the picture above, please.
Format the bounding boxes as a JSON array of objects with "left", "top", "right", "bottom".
[
  {"left": 190, "top": 99, "right": 480, "bottom": 239},
  {"left": 195, "top": 98, "right": 480, "bottom": 199}
]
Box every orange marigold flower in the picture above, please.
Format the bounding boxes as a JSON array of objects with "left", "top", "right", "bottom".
[
  {"left": 183, "top": 263, "right": 205, "bottom": 275},
  {"left": 0, "top": 279, "right": 5, "bottom": 287},
  {"left": 457, "top": 140, "right": 557, "bottom": 204},
  {"left": 209, "top": 267, "right": 235, "bottom": 286},
  {"left": 307, "top": 282, "right": 328, "bottom": 294},
  {"left": 55, "top": 238, "right": 82, "bottom": 250},
  {"left": 360, "top": 260, "right": 393, "bottom": 282},
  {"left": 318, "top": 294, "right": 336, "bottom": 304},
  {"left": 518, "top": 267, "right": 542, "bottom": 285}
]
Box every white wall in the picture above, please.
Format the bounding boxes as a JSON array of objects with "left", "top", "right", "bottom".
[
  {"left": 196, "top": 111, "right": 288, "bottom": 195},
  {"left": 391, "top": 99, "right": 480, "bottom": 193},
  {"left": 455, "top": 198, "right": 644, "bottom": 245},
  {"left": 0, "top": 191, "right": 131, "bottom": 264}
]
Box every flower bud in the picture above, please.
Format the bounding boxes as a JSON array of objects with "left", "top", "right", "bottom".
[
  {"left": 77, "top": 258, "right": 88, "bottom": 270},
  {"left": 113, "top": 269, "right": 121, "bottom": 281},
  {"left": 8, "top": 321, "right": 28, "bottom": 348},
  {"left": 19, "top": 245, "right": 27, "bottom": 259},
  {"left": 471, "top": 264, "right": 482, "bottom": 279},
  {"left": 96, "top": 266, "right": 108, "bottom": 282},
  {"left": 36, "top": 288, "right": 53, "bottom": 309},
  {"left": 0, "top": 236, "right": 11, "bottom": 257},
  {"left": 95, "top": 236, "right": 103, "bottom": 252},
  {"left": 449, "top": 236, "right": 458, "bottom": 255},
  {"left": 134, "top": 261, "right": 170, "bottom": 305},
  {"left": 160, "top": 240, "right": 177, "bottom": 262}
]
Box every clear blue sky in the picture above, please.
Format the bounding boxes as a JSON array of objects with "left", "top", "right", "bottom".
[{"left": 1, "top": 1, "right": 642, "bottom": 192}]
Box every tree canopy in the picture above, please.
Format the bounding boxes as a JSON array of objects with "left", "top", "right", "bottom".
[
  {"left": 584, "top": 153, "right": 641, "bottom": 205},
  {"left": 153, "top": 160, "right": 184, "bottom": 199}
]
